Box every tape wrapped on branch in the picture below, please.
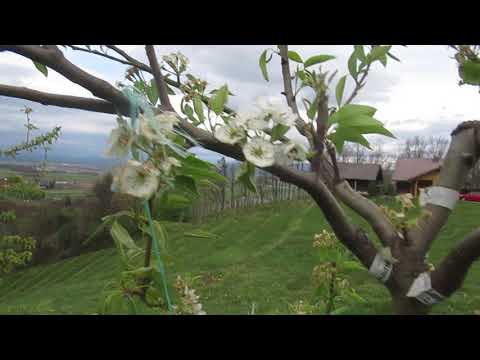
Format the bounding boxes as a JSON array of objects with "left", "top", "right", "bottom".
[
  {"left": 369, "top": 252, "right": 393, "bottom": 283},
  {"left": 406, "top": 272, "right": 445, "bottom": 306},
  {"left": 419, "top": 186, "right": 459, "bottom": 211}
]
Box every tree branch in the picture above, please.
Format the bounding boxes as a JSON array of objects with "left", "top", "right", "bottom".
[
  {"left": 0, "top": 84, "right": 119, "bottom": 115},
  {"left": 66, "top": 45, "right": 150, "bottom": 71},
  {"left": 0, "top": 45, "right": 378, "bottom": 268},
  {"left": 145, "top": 45, "right": 174, "bottom": 111},
  {"left": 431, "top": 228, "right": 480, "bottom": 297},
  {"left": 5, "top": 45, "right": 130, "bottom": 114},
  {"left": 278, "top": 45, "right": 314, "bottom": 147},
  {"left": 408, "top": 121, "right": 480, "bottom": 253}
]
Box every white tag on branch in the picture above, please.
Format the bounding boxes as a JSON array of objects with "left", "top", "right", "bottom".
[
  {"left": 369, "top": 251, "right": 393, "bottom": 283},
  {"left": 406, "top": 272, "right": 445, "bottom": 305},
  {"left": 419, "top": 186, "right": 459, "bottom": 210}
]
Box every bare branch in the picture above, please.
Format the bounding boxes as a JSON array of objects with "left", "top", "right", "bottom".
[
  {"left": 431, "top": 228, "right": 480, "bottom": 297},
  {"left": 145, "top": 45, "right": 174, "bottom": 111},
  {"left": 277, "top": 45, "right": 314, "bottom": 147},
  {"left": 105, "top": 45, "right": 152, "bottom": 72},
  {"left": 5, "top": 45, "right": 130, "bottom": 113},
  {"left": 0, "top": 84, "right": 119, "bottom": 115},
  {"left": 66, "top": 45, "right": 150, "bottom": 71}
]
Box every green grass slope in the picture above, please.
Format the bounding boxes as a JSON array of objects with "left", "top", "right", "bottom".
[{"left": 1, "top": 199, "right": 480, "bottom": 315}]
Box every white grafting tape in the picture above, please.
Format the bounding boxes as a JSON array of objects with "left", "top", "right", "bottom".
[
  {"left": 369, "top": 253, "right": 393, "bottom": 283},
  {"left": 406, "top": 272, "right": 445, "bottom": 306},
  {"left": 422, "top": 186, "right": 459, "bottom": 211}
]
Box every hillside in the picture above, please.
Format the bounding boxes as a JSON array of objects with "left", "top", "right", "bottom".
[{"left": 1, "top": 200, "right": 480, "bottom": 315}]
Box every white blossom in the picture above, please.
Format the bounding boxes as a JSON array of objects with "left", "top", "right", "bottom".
[
  {"left": 284, "top": 141, "right": 308, "bottom": 161},
  {"left": 105, "top": 126, "right": 135, "bottom": 158},
  {"left": 255, "top": 96, "right": 296, "bottom": 127},
  {"left": 159, "top": 156, "right": 182, "bottom": 174},
  {"left": 243, "top": 137, "right": 275, "bottom": 168},
  {"left": 214, "top": 124, "right": 246, "bottom": 145},
  {"left": 118, "top": 160, "right": 159, "bottom": 199}
]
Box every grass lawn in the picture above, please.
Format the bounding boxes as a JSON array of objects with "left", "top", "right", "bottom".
[{"left": 0, "top": 198, "right": 480, "bottom": 315}]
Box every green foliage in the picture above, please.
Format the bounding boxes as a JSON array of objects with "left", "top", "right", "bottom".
[
  {"left": 303, "top": 54, "right": 335, "bottom": 68},
  {"left": 236, "top": 161, "right": 257, "bottom": 193},
  {"left": 209, "top": 85, "right": 229, "bottom": 115},
  {"left": 32, "top": 61, "right": 48, "bottom": 77},
  {"left": 1, "top": 126, "right": 61, "bottom": 158},
  {"left": 0, "top": 177, "right": 45, "bottom": 200},
  {"left": 383, "top": 182, "right": 396, "bottom": 196},
  {"left": 459, "top": 60, "right": 480, "bottom": 85},
  {"left": 335, "top": 75, "right": 347, "bottom": 107},
  {"left": 367, "top": 182, "right": 378, "bottom": 197},
  {"left": 259, "top": 49, "right": 273, "bottom": 82}
]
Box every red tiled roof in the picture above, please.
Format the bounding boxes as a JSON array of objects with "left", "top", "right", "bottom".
[{"left": 392, "top": 159, "right": 441, "bottom": 182}]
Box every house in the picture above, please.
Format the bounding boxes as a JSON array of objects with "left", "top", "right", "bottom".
[
  {"left": 337, "top": 163, "right": 383, "bottom": 192},
  {"left": 392, "top": 159, "right": 441, "bottom": 197}
]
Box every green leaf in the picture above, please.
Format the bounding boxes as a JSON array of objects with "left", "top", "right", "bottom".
[
  {"left": 354, "top": 45, "right": 366, "bottom": 62},
  {"left": 110, "top": 221, "right": 140, "bottom": 250},
  {"left": 307, "top": 98, "right": 318, "bottom": 120},
  {"left": 210, "top": 85, "right": 229, "bottom": 115},
  {"left": 328, "top": 104, "right": 377, "bottom": 126},
  {"left": 304, "top": 55, "right": 336, "bottom": 68},
  {"left": 174, "top": 175, "right": 199, "bottom": 197},
  {"left": 367, "top": 45, "right": 392, "bottom": 64},
  {"left": 178, "top": 155, "right": 226, "bottom": 183},
  {"left": 287, "top": 50, "right": 303, "bottom": 63},
  {"left": 193, "top": 96, "right": 205, "bottom": 122},
  {"left": 379, "top": 54, "right": 388, "bottom": 67},
  {"left": 182, "top": 103, "right": 197, "bottom": 123},
  {"left": 342, "top": 261, "right": 366, "bottom": 272},
  {"left": 184, "top": 230, "right": 217, "bottom": 239},
  {"left": 460, "top": 60, "right": 480, "bottom": 85},
  {"left": 259, "top": 49, "right": 270, "bottom": 82},
  {"left": 270, "top": 123, "right": 290, "bottom": 142},
  {"left": 347, "top": 52, "right": 358, "bottom": 80},
  {"left": 134, "top": 80, "right": 145, "bottom": 93},
  {"left": 236, "top": 161, "right": 257, "bottom": 193},
  {"left": 146, "top": 80, "right": 159, "bottom": 105},
  {"left": 330, "top": 306, "right": 350, "bottom": 315},
  {"left": 32, "top": 61, "right": 48, "bottom": 77},
  {"left": 387, "top": 51, "right": 401, "bottom": 62},
  {"left": 328, "top": 129, "right": 371, "bottom": 153},
  {"left": 335, "top": 75, "right": 347, "bottom": 107}
]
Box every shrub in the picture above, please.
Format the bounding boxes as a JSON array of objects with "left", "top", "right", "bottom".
[
  {"left": 0, "top": 177, "right": 45, "bottom": 200},
  {"left": 367, "top": 182, "right": 378, "bottom": 197},
  {"left": 383, "top": 182, "right": 396, "bottom": 196}
]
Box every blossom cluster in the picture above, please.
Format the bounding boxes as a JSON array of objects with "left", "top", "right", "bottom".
[
  {"left": 173, "top": 275, "right": 206, "bottom": 315},
  {"left": 313, "top": 230, "right": 337, "bottom": 249},
  {"left": 105, "top": 111, "right": 181, "bottom": 199},
  {"left": 162, "top": 52, "right": 189, "bottom": 74},
  {"left": 213, "top": 97, "right": 308, "bottom": 168}
]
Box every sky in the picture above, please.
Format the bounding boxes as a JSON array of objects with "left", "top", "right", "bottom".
[{"left": 0, "top": 45, "right": 479, "bottom": 166}]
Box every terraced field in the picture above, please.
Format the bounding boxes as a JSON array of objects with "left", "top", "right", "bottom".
[{"left": 1, "top": 199, "right": 480, "bottom": 314}]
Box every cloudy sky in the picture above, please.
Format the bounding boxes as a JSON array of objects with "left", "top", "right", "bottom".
[{"left": 0, "top": 45, "right": 479, "bottom": 165}]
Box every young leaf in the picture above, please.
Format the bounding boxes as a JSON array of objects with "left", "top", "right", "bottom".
[
  {"left": 193, "top": 96, "right": 205, "bottom": 122},
  {"left": 146, "top": 81, "right": 159, "bottom": 105},
  {"left": 354, "top": 45, "right": 366, "bottom": 62},
  {"left": 270, "top": 123, "right": 290, "bottom": 142},
  {"left": 304, "top": 55, "right": 336, "bottom": 68},
  {"left": 367, "top": 45, "right": 392, "bottom": 64},
  {"left": 236, "top": 161, "right": 257, "bottom": 193},
  {"left": 335, "top": 75, "right": 347, "bottom": 107},
  {"left": 110, "top": 221, "right": 139, "bottom": 250},
  {"left": 287, "top": 50, "right": 303, "bottom": 63},
  {"left": 259, "top": 49, "right": 270, "bottom": 82},
  {"left": 460, "top": 60, "right": 480, "bottom": 85},
  {"left": 210, "top": 85, "right": 229, "bottom": 115},
  {"left": 32, "top": 61, "right": 48, "bottom": 77},
  {"left": 347, "top": 52, "right": 358, "bottom": 80},
  {"left": 328, "top": 104, "right": 377, "bottom": 126}
]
